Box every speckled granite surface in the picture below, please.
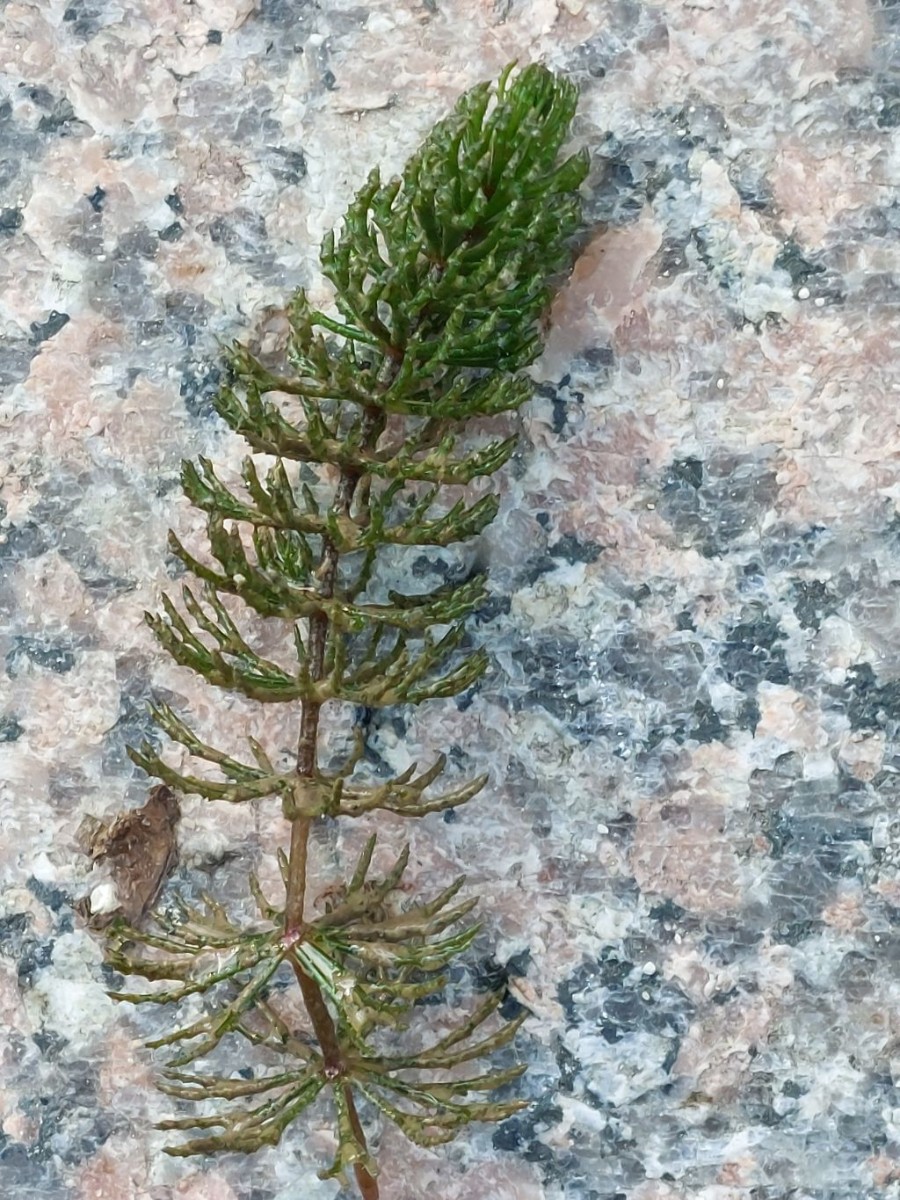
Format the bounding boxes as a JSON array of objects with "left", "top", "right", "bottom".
[{"left": 2, "top": 2, "right": 900, "bottom": 1198}]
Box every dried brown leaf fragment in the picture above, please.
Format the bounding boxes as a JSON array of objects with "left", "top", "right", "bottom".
[{"left": 76, "top": 785, "right": 181, "bottom": 928}]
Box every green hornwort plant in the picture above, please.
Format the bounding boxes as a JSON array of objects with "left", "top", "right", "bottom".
[{"left": 108, "top": 63, "right": 586, "bottom": 1198}]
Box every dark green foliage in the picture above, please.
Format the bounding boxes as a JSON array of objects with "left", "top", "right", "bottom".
[{"left": 111, "top": 63, "right": 586, "bottom": 1192}]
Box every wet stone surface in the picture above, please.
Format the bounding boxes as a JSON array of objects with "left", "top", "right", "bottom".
[{"left": 3, "top": 1, "right": 900, "bottom": 1198}]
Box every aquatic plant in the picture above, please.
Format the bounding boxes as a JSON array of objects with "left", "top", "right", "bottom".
[{"left": 104, "top": 62, "right": 586, "bottom": 1198}]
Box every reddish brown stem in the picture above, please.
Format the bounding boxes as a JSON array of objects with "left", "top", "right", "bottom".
[
  {"left": 283, "top": 816, "right": 311, "bottom": 932},
  {"left": 347, "top": 1085, "right": 381, "bottom": 1200},
  {"left": 353, "top": 1163, "right": 381, "bottom": 1200},
  {"left": 282, "top": 416, "right": 385, "bottom": 1197}
]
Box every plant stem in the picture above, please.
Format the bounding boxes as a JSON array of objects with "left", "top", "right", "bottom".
[
  {"left": 284, "top": 663, "right": 322, "bottom": 931},
  {"left": 283, "top": 411, "right": 383, "bottom": 1198},
  {"left": 286, "top": 685, "right": 379, "bottom": 1195},
  {"left": 284, "top": 816, "right": 311, "bottom": 930},
  {"left": 286, "top": 930, "right": 380, "bottom": 1197},
  {"left": 347, "top": 1085, "right": 381, "bottom": 1200}
]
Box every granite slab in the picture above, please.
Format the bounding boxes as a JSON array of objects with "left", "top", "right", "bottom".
[{"left": 1, "top": 1, "right": 899, "bottom": 1198}]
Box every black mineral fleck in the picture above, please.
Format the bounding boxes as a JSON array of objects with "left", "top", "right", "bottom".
[
  {"left": 0, "top": 715, "right": 23, "bottom": 742},
  {"left": 0, "top": 207, "right": 24, "bottom": 234},
  {"left": 6, "top": 637, "right": 76, "bottom": 676},
  {"left": 86, "top": 185, "right": 106, "bottom": 212},
  {"left": 843, "top": 662, "right": 900, "bottom": 731},
  {"left": 180, "top": 359, "right": 222, "bottom": 419},
  {"left": 29, "top": 311, "right": 70, "bottom": 345},
  {"left": 720, "top": 606, "right": 789, "bottom": 692}
]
